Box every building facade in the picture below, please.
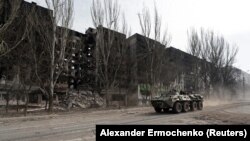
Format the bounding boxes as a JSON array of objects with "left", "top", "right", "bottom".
[{"left": 0, "top": 0, "right": 246, "bottom": 107}]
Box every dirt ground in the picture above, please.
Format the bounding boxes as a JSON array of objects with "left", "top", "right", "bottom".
[{"left": 0, "top": 100, "right": 249, "bottom": 141}]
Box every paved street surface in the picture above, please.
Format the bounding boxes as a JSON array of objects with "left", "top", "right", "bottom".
[{"left": 0, "top": 100, "right": 250, "bottom": 141}]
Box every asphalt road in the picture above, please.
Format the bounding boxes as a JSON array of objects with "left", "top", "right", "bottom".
[{"left": 0, "top": 101, "right": 250, "bottom": 141}]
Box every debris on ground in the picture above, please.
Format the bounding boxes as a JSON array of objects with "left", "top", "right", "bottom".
[{"left": 61, "top": 90, "right": 104, "bottom": 110}]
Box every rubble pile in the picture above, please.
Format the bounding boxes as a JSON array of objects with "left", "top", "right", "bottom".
[{"left": 62, "top": 90, "right": 104, "bottom": 109}]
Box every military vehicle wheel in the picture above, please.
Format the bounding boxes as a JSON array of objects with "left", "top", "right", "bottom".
[
  {"left": 173, "top": 102, "right": 182, "bottom": 113},
  {"left": 163, "top": 108, "right": 170, "bottom": 113},
  {"left": 191, "top": 101, "right": 198, "bottom": 111},
  {"left": 154, "top": 107, "right": 162, "bottom": 113},
  {"left": 198, "top": 101, "right": 203, "bottom": 110},
  {"left": 182, "top": 102, "right": 189, "bottom": 112}
]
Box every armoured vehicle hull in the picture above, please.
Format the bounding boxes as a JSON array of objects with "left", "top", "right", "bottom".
[{"left": 151, "top": 90, "right": 203, "bottom": 113}]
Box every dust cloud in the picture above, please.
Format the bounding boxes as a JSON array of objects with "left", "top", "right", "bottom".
[{"left": 203, "top": 88, "right": 250, "bottom": 107}]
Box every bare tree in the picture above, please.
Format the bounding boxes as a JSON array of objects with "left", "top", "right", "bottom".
[
  {"left": 0, "top": 0, "right": 29, "bottom": 56},
  {"left": 91, "top": 0, "right": 128, "bottom": 106},
  {"left": 0, "top": 0, "right": 21, "bottom": 31},
  {"left": 138, "top": 6, "right": 151, "bottom": 38},
  {"left": 2, "top": 46, "right": 34, "bottom": 115},
  {"left": 187, "top": 28, "right": 203, "bottom": 92},
  {"left": 187, "top": 28, "right": 239, "bottom": 97},
  {"left": 137, "top": 3, "right": 171, "bottom": 98},
  {"left": 121, "top": 13, "right": 131, "bottom": 37},
  {"left": 188, "top": 28, "right": 201, "bottom": 57},
  {"left": 0, "top": 0, "right": 35, "bottom": 114},
  {"left": 14, "top": 52, "right": 33, "bottom": 114},
  {"left": 15, "top": 34, "right": 34, "bottom": 115},
  {"left": 29, "top": 0, "right": 74, "bottom": 112},
  {"left": 0, "top": 48, "right": 33, "bottom": 114}
]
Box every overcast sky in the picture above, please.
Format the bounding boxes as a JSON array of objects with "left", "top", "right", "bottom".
[{"left": 26, "top": 0, "right": 250, "bottom": 72}]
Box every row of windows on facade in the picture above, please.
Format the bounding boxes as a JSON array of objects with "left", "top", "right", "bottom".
[{"left": 67, "top": 44, "right": 95, "bottom": 89}]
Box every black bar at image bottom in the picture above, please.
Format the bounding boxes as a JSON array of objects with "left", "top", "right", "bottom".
[{"left": 96, "top": 125, "right": 250, "bottom": 141}]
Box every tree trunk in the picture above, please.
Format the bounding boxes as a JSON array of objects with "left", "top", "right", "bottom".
[
  {"left": 48, "top": 21, "right": 56, "bottom": 113},
  {"left": 105, "top": 88, "right": 109, "bottom": 107},
  {"left": 125, "top": 92, "right": 128, "bottom": 107},
  {"left": 6, "top": 94, "right": 9, "bottom": 113},
  {"left": 16, "top": 93, "right": 19, "bottom": 112},
  {"left": 45, "top": 99, "right": 48, "bottom": 110},
  {"left": 48, "top": 86, "right": 54, "bottom": 113},
  {"left": 150, "top": 53, "right": 154, "bottom": 100},
  {"left": 24, "top": 93, "right": 29, "bottom": 116}
]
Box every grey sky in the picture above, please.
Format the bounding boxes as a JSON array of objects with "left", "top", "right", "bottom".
[{"left": 26, "top": 0, "right": 250, "bottom": 72}]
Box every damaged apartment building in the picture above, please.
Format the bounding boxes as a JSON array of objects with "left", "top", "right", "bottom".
[
  {"left": 0, "top": 0, "right": 96, "bottom": 106},
  {"left": 126, "top": 34, "right": 203, "bottom": 105},
  {"left": 0, "top": 0, "right": 127, "bottom": 106},
  {"left": 0, "top": 0, "right": 208, "bottom": 107},
  {"left": 0, "top": 0, "right": 244, "bottom": 107},
  {"left": 0, "top": 0, "right": 51, "bottom": 105}
]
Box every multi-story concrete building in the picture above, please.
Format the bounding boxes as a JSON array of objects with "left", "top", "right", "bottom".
[
  {"left": 0, "top": 0, "right": 53, "bottom": 105},
  {"left": 0, "top": 0, "right": 246, "bottom": 107},
  {"left": 0, "top": 0, "right": 97, "bottom": 105}
]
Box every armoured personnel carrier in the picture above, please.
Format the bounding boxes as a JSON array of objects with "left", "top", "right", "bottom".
[{"left": 151, "top": 90, "right": 203, "bottom": 113}]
